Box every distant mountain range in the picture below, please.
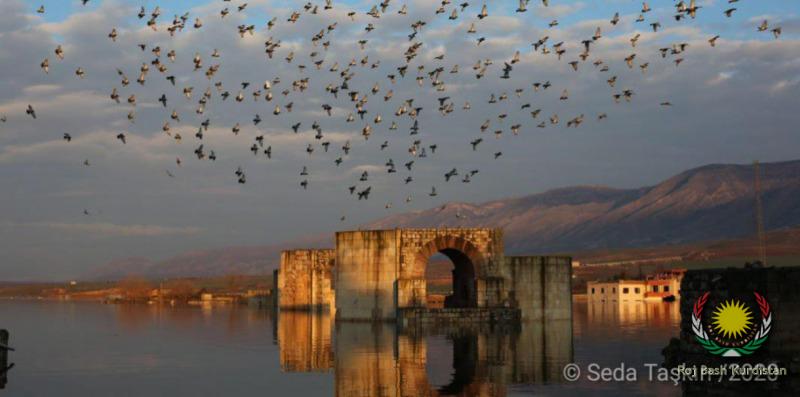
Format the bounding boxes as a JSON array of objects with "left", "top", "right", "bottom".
[{"left": 88, "top": 160, "right": 800, "bottom": 280}]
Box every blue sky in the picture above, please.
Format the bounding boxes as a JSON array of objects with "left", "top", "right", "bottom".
[
  {"left": 29, "top": 0, "right": 797, "bottom": 37},
  {"left": 1, "top": 0, "right": 798, "bottom": 280}
]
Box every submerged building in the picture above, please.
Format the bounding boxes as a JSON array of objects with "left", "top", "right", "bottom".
[
  {"left": 586, "top": 269, "right": 686, "bottom": 303},
  {"left": 274, "top": 228, "right": 573, "bottom": 323}
]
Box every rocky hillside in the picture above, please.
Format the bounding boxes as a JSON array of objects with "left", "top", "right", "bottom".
[
  {"left": 365, "top": 160, "right": 800, "bottom": 254},
  {"left": 89, "top": 160, "right": 800, "bottom": 279}
]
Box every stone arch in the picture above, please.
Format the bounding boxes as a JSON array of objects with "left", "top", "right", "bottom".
[
  {"left": 413, "top": 235, "right": 487, "bottom": 276},
  {"left": 414, "top": 235, "right": 486, "bottom": 308}
]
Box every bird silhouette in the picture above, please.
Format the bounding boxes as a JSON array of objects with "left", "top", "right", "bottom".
[{"left": 1, "top": 0, "right": 767, "bottom": 217}]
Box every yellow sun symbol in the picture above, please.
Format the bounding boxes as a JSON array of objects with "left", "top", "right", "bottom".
[{"left": 712, "top": 300, "right": 753, "bottom": 339}]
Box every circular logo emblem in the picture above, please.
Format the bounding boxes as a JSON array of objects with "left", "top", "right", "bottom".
[{"left": 692, "top": 291, "right": 772, "bottom": 357}]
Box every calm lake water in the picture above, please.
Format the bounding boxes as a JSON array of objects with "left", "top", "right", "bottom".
[{"left": 0, "top": 300, "right": 683, "bottom": 396}]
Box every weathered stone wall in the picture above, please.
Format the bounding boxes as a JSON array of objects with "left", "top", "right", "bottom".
[
  {"left": 397, "top": 228, "right": 504, "bottom": 279},
  {"left": 396, "top": 278, "right": 426, "bottom": 309},
  {"left": 334, "top": 228, "right": 510, "bottom": 319},
  {"left": 278, "top": 249, "right": 335, "bottom": 310},
  {"left": 277, "top": 228, "right": 573, "bottom": 324},
  {"left": 272, "top": 268, "right": 279, "bottom": 308},
  {"left": 335, "top": 230, "right": 400, "bottom": 321},
  {"left": 505, "top": 257, "right": 542, "bottom": 320},
  {"left": 542, "top": 256, "right": 573, "bottom": 321},
  {"left": 396, "top": 228, "right": 505, "bottom": 310},
  {"left": 312, "top": 249, "right": 336, "bottom": 310},
  {"left": 478, "top": 277, "right": 506, "bottom": 308},
  {"left": 505, "top": 256, "right": 573, "bottom": 321}
]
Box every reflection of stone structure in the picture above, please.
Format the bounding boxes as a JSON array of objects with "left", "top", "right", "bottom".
[
  {"left": 277, "top": 228, "right": 572, "bottom": 323},
  {"left": 334, "top": 323, "right": 402, "bottom": 396},
  {"left": 279, "top": 312, "right": 573, "bottom": 396},
  {"left": 277, "top": 311, "right": 334, "bottom": 372}
]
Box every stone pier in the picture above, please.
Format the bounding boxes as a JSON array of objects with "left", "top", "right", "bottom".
[{"left": 276, "top": 249, "right": 335, "bottom": 311}]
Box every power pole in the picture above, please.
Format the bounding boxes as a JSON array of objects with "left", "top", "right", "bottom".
[{"left": 754, "top": 161, "right": 767, "bottom": 266}]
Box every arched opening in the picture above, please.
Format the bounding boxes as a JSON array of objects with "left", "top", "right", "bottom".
[
  {"left": 441, "top": 249, "right": 477, "bottom": 308},
  {"left": 424, "top": 248, "right": 478, "bottom": 309}
]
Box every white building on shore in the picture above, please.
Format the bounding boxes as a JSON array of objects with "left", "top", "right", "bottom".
[{"left": 587, "top": 269, "right": 685, "bottom": 303}]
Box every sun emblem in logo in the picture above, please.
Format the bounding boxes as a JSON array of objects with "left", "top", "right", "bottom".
[
  {"left": 711, "top": 300, "right": 753, "bottom": 340},
  {"left": 692, "top": 292, "right": 772, "bottom": 357}
]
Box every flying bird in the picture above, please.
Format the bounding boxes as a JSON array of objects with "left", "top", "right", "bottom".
[{"left": 0, "top": 0, "right": 771, "bottom": 218}]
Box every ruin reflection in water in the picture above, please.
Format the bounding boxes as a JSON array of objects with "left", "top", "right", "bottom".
[{"left": 276, "top": 311, "right": 573, "bottom": 396}]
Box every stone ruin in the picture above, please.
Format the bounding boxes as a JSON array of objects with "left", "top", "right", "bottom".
[{"left": 274, "top": 228, "right": 572, "bottom": 323}]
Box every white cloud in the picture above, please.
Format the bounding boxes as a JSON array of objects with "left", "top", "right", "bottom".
[
  {"left": 770, "top": 79, "right": 799, "bottom": 94},
  {"left": 706, "top": 71, "right": 734, "bottom": 86},
  {"left": 0, "top": 0, "right": 798, "bottom": 279},
  {"left": 535, "top": 2, "right": 587, "bottom": 19}
]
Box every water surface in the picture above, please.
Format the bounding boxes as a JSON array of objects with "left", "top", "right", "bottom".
[{"left": 0, "top": 300, "right": 681, "bottom": 396}]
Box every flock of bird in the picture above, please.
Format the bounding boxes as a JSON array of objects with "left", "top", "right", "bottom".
[{"left": 4, "top": 0, "right": 784, "bottom": 220}]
